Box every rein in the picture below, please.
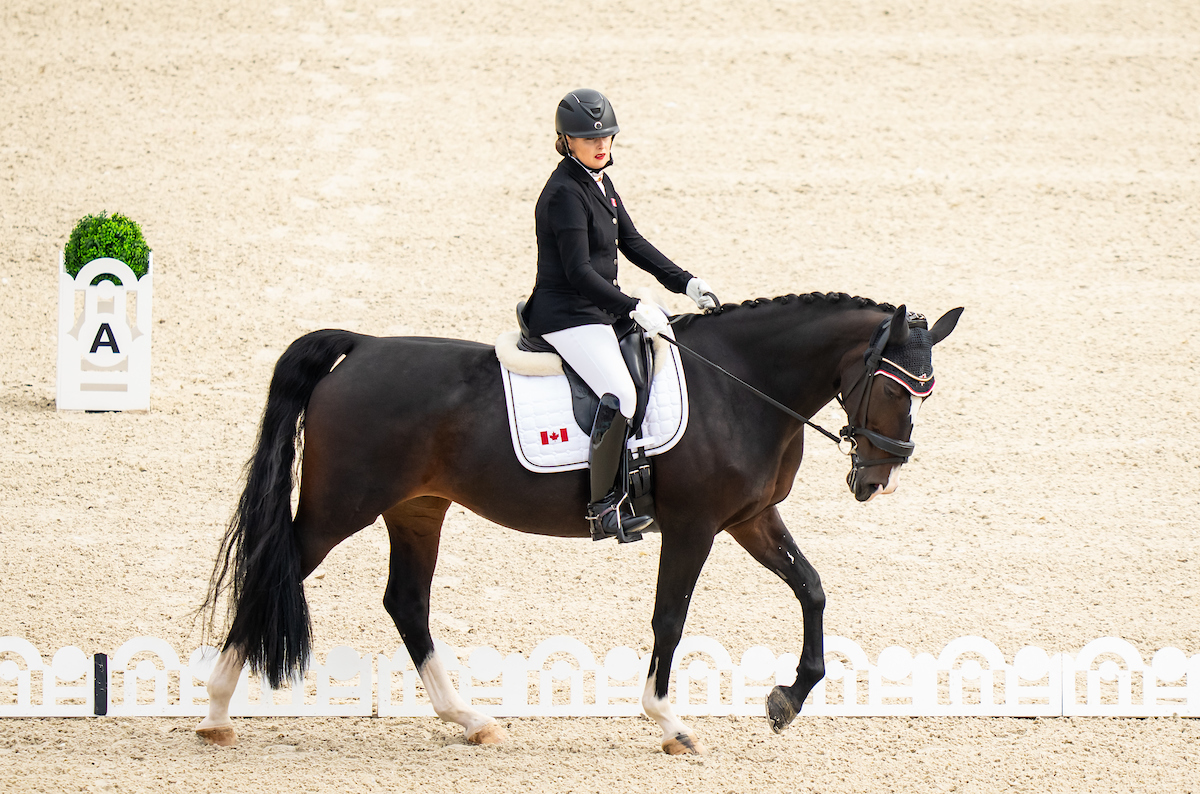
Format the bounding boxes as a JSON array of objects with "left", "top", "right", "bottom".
[{"left": 656, "top": 334, "right": 843, "bottom": 446}]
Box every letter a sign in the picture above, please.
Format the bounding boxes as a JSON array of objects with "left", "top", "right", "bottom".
[
  {"left": 57, "top": 254, "right": 153, "bottom": 411},
  {"left": 90, "top": 323, "right": 121, "bottom": 355}
]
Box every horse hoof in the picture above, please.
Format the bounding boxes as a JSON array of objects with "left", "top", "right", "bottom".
[
  {"left": 466, "top": 721, "right": 507, "bottom": 745},
  {"left": 766, "top": 685, "right": 799, "bottom": 734},
  {"left": 196, "top": 725, "right": 237, "bottom": 747},
  {"left": 662, "top": 732, "right": 706, "bottom": 755}
]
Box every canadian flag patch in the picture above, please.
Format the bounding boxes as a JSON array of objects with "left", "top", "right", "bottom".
[{"left": 540, "top": 428, "right": 570, "bottom": 445}]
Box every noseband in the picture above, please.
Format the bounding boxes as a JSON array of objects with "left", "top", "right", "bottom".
[{"left": 837, "top": 365, "right": 915, "bottom": 471}]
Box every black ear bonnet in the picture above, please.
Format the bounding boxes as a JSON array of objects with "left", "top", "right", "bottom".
[{"left": 865, "top": 313, "right": 936, "bottom": 397}]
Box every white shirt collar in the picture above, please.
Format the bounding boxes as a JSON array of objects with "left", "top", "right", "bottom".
[{"left": 568, "top": 155, "right": 607, "bottom": 195}]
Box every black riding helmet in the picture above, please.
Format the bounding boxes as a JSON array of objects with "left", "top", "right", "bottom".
[{"left": 555, "top": 89, "right": 619, "bottom": 138}]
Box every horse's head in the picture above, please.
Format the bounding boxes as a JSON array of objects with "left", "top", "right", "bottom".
[{"left": 839, "top": 304, "right": 963, "bottom": 502}]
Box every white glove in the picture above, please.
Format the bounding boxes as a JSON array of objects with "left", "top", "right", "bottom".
[
  {"left": 630, "top": 300, "right": 669, "bottom": 338},
  {"left": 686, "top": 277, "right": 717, "bottom": 310}
]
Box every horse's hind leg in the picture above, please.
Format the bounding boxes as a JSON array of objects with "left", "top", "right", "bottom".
[
  {"left": 727, "top": 506, "right": 826, "bottom": 733},
  {"left": 195, "top": 644, "right": 246, "bottom": 745},
  {"left": 197, "top": 499, "right": 375, "bottom": 746},
  {"left": 382, "top": 497, "right": 505, "bottom": 746}
]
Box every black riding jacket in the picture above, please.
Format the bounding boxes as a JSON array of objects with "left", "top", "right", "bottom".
[{"left": 523, "top": 157, "right": 693, "bottom": 336}]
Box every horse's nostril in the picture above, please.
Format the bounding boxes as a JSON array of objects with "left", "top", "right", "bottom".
[{"left": 851, "top": 480, "right": 885, "bottom": 502}]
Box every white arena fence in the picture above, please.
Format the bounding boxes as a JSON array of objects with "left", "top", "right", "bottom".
[{"left": 1, "top": 635, "right": 1196, "bottom": 719}]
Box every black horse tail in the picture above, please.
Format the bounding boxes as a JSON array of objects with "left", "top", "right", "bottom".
[{"left": 201, "top": 329, "right": 358, "bottom": 689}]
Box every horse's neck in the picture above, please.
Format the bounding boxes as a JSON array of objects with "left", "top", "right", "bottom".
[{"left": 687, "top": 305, "right": 880, "bottom": 414}]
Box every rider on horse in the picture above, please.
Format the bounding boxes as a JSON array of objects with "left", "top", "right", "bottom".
[{"left": 521, "top": 88, "right": 718, "bottom": 541}]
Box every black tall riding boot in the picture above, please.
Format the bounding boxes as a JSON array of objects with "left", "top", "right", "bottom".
[{"left": 587, "top": 394, "right": 653, "bottom": 543}]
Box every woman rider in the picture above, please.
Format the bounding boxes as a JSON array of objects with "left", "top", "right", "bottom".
[{"left": 521, "top": 88, "right": 717, "bottom": 541}]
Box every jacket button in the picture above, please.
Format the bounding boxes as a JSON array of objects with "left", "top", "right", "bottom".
[{"left": 611, "top": 218, "right": 617, "bottom": 224}]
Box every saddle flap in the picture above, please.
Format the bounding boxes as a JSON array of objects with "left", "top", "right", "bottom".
[{"left": 618, "top": 327, "right": 653, "bottom": 432}]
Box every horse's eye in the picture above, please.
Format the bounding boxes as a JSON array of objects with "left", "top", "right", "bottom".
[{"left": 882, "top": 382, "right": 905, "bottom": 401}]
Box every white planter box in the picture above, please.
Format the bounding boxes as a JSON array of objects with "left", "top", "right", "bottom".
[{"left": 56, "top": 252, "right": 153, "bottom": 411}]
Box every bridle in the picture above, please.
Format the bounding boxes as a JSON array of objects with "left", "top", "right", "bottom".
[
  {"left": 661, "top": 304, "right": 921, "bottom": 481},
  {"left": 836, "top": 314, "right": 918, "bottom": 485}
]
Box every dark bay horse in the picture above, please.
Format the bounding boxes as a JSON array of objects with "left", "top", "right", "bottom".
[{"left": 197, "top": 292, "right": 962, "bottom": 754}]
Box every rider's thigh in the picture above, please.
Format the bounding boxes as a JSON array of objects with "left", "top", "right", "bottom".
[{"left": 543, "top": 324, "right": 637, "bottom": 420}]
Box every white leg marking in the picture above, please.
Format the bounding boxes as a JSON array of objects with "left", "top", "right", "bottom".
[
  {"left": 642, "top": 672, "right": 693, "bottom": 744},
  {"left": 196, "top": 647, "right": 245, "bottom": 743},
  {"left": 419, "top": 654, "right": 500, "bottom": 740},
  {"left": 198, "top": 647, "right": 243, "bottom": 728}
]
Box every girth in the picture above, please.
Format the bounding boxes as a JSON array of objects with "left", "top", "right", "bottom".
[{"left": 515, "top": 301, "right": 654, "bottom": 435}]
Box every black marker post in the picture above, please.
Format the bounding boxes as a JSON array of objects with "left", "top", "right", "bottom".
[{"left": 93, "top": 653, "right": 108, "bottom": 716}]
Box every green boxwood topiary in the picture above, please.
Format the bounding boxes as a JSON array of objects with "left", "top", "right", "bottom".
[{"left": 64, "top": 212, "right": 151, "bottom": 285}]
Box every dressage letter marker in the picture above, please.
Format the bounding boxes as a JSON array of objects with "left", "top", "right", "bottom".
[
  {"left": 89, "top": 323, "right": 120, "bottom": 354},
  {"left": 56, "top": 253, "right": 153, "bottom": 411}
]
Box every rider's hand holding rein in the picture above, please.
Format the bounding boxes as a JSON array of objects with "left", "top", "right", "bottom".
[
  {"left": 686, "top": 277, "right": 717, "bottom": 310},
  {"left": 631, "top": 300, "right": 670, "bottom": 338}
]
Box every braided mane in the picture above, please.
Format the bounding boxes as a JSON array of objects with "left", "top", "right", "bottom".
[{"left": 708, "top": 291, "right": 896, "bottom": 316}]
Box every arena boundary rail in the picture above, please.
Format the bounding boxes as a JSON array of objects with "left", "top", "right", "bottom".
[{"left": 1, "top": 635, "right": 1196, "bottom": 718}]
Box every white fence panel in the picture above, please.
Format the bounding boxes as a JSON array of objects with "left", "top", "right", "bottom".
[
  {"left": 0, "top": 638, "right": 93, "bottom": 717},
  {"left": 3, "top": 635, "right": 1197, "bottom": 718}
]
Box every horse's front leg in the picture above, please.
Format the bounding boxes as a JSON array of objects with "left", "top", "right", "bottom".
[
  {"left": 727, "top": 506, "right": 826, "bottom": 733},
  {"left": 643, "top": 527, "right": 715, "bottom": 755}
]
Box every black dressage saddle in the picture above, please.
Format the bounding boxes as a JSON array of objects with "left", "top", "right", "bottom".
[{"left": 515, "top": 301, "right": 654, "bottom": 436}]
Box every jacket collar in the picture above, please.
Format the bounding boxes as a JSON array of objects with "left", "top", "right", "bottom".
[{"left": 561, "top": 157, "right": 616, "bottom": 216}]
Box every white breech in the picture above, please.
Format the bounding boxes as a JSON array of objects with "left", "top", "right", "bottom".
[{"left": 543, "top": 323, "right": 637, "bottom": 421}]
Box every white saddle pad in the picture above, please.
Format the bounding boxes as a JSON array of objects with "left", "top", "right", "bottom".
[{"left": 498, "top": 329, "right": 690, "bottom": 474}]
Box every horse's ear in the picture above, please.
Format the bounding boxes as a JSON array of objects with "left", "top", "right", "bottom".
[
  {"left": 886, "top": 304, "right": 909, "bottom": 347},
  {"left": 930, "top": 307, "right": 964, "bottom": 345}
]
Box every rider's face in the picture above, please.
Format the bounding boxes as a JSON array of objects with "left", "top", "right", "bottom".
[{"left": 567, "top": 135, "right": 612, "bottom": 168}]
